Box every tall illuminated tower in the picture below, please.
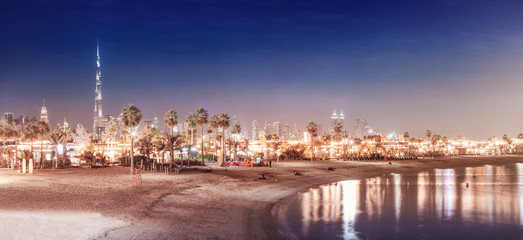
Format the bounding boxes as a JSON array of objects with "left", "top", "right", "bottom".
[
  {"left": 331, "top": 110, "right": 339, "bottom": 126},
  {"left": 40, "top": 99, "right": 49, "bottom": 123},
  {"left": 93, "top": 41, "right": 104, "bottom": 139}
]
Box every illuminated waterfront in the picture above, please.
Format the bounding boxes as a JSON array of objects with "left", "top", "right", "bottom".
[{"left": 275, "top": 163, "right": 523, "bottom": 239}]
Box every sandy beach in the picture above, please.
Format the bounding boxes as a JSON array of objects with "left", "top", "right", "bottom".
[{"left": 1, "top": 156, "right": 522, "bottom": 240}]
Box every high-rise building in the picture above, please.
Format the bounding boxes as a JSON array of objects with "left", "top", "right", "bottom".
[
  {"left": 354, "top": 119, "right": 368, "bottom": 139},
  {"left": 4, "top": 112, "right": 14, "bottom": 124},
  {"left": 93, "top": 41, "right": 105, "bottom": 140},
  {"left": 40, "top": 100, "right": 49, "bottom": 123},
  {"left": 62, "top": 118, "right": 69, "bottom": 131},
  {"left": 331, "top": 110, "right": 339, "bottom": 126},
  {"left": 153, "top": 116, "right": 159, "bottom": 129},
  {"left": 251, "top": 120, "right": 259, "bottom": 139},
  {"left": 143, "top": 120, "right": 152, "bottom": 128},
  {"left": 16, "top": 114, "right": 28, "bottom": 127},
  {"left": 330, "top": 109, "right": 345, "bottom": 134},
  {"left": 273, "top": 121, "right": 282, "bottom": 138},
  {"left": 264, "top": 121, "right": 271, "bottom": 135},
  {"left": 282, "top": 124, "right": 290, "bottom": 140},
  {"left": 242, "top": 126, "right": 248, "bottom": 139}
]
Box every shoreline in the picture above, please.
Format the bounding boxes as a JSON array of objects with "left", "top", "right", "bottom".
[{"left": 1, "top": 156, "right": 522, "bottom": 239}]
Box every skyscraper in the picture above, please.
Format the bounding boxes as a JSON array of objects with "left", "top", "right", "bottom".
[
  {"left": 251, "top": 120, "right": 259, "bottom": 139},
  {"left": 282, "top": 124, "right": 290, "bottom": 140},
  {"left": 40, "top": 99, "right": 49, "bottom": 123},
  {"left": 339, "top": 111, "right": 345, "bottom": 127},
  {"left": 93, "top": 41, "right": 105, "bottom": 140},
  {"left": 330, "top": 110, "right": 345, "bottom": 133},
  {"left": 264, "top": 121, "right": 271, "bottom": 135},
  {"left": 4, "top": 112, "right": 14, "bottom": 124},
  {"left": 273, "top": 121, "right": 282, "bottom": 138},
  {"left": 153, "top": 116, "right": 159, "bottom": 128},
  {"left": 354, "top": 119, "right": 368, "bottom": 139}
]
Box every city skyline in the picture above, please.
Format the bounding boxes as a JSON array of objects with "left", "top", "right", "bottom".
[{"left": 1, "top": 1, "right": 523, "bottom": 139}]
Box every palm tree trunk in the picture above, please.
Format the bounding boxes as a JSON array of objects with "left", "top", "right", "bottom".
[
  {"left": 201, "top": 125, "right": 205, "bottom": 166},
  {"left": 311, "top": 138, "right": 314, "bottom": 162},
  {"left": 22, "top": 157, "right": 27, "bottom": 174},
  {"left": 12, "top": 141, "right": 17, "bottom": 170},
  {"left": 40, "top": 134, "right": 44, "bottom": 169},
  {"left": 131, "top": 136, "right": 134, "bottom": 174},
  {"left": 29, "top": 156, "right": 34, "bottom": 174},
  {"left": 223, "top": 129, "right": 226, "bottom": 165},
  {"left": 16, "top": 140, "right": 19, "bottom": 169},
  {"left": 30, "top": 141, "right": 34, "bottom": 171},
  {"left": 53, "top": 145, "right": 56, "bottom": 170}
]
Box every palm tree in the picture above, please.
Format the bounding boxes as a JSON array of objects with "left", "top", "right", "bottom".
[
  {"left": 194, "top": 107, "right": 209, "bottom": 166},
  {"left": 332, "top": 122, "right": 343, "bottom": 158},
  {"left": 518, "top": 133, "right": 523, "bottom": 156},
  {"left": 80, "top": 151, "right": 96, "bottom": 168},
  {"left": 341, "top": 130, "right": 349, "bottom": 160},
  {"left": 403, "top": 132, "right": 409, "bottom": 141},
  {"left": 231, "top": 123, "right": 242, "bottom": 161},
  {"left": 231, "top": 123, "right": 241, "bottom": 136},
  {"left": 218, "top": 113, "right": 230, "bottom": 166},
  {"left": 19, "top": 149, "right": 33, "bottom": 174},
  {"left": 36, "top": 120, "right": 51, "bottom": 169},
  {"left": 153, "top": 136, "right": 166, "bottom": 166},
  {"left": 431, "top": 134, "right": 441, "bottom": 157},
  {"left": 102, "top": 120, "right": 118, "bottom": 160},
  {"left": 120, "top": 104, "right": 143, "bottom": 173},
  {"left": 164, "top": 132, "right": 183, "bottom": 166},
  {"left": 164, "top": 110, "right": 178, "bottom": 164},
  {"left": 208, "top": 114, "right": 220, "bottom": 161},
  {"left": 165, "top": 109, "right": 178, "bottom": 135},
  {"left": 307, "top": 122, "right": 318, "bottom": 162},
  {"left": 23, "top": 122, "right": 39, "bottom": 173},
  {"left": 48, "top": 128, "right": 66, "bottom": 170},
  {"left": 321, "top": 134, "right": 332, "bottom": 160},
  {"left": 9, "top": 124, "right": 22, "bottom": 170},
  {"left": 137, "top": 125, "right": 162, "bottom": 168},
  {"left": 333, "top": 122, "right": 343, "bottom": 139},
  {"left": 185, "top": 113, "right": 197, "bottom": 146},
  {"left": 442, "top": 136, "right": 449, "bottom": 156},
  {"left": 502, "top": 134, "right": 512, "bottom": 155},
  {"left": 0, "top": 120, "right": 9, "bottom": 166}
]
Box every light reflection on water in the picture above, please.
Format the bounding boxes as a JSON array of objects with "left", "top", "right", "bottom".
[{"left": 276, "top": 163, "right": 523, "bottom": 239}]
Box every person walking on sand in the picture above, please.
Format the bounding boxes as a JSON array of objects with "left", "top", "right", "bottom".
[{"left": 269, "top": 160, "right": 272, "bottom": 168}]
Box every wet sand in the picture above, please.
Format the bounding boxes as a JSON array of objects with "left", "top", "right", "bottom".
[{"left": 1, "top": 156, "right": 522, "bottom": 239}]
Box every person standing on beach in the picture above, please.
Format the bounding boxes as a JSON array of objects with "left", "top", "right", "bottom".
[{"left": 269, "top": 160, "right": 272, "bottom": 168}]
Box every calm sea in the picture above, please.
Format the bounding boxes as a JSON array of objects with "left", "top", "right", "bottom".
[{"left": 274, "top": 163, "right": 523, "bottom": 240}]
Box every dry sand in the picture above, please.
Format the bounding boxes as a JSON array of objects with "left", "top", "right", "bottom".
[{"left": 1, "top": 156, "right": 522, "bottom": 240}]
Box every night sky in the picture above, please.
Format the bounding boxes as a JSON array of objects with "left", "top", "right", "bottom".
[{"left": 1, "top": 0, "right": 522, "bottom": 139}]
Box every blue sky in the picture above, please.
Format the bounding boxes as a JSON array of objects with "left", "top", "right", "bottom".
[{"left": 1, "top": 0, "right": 523, "bottom": 139}]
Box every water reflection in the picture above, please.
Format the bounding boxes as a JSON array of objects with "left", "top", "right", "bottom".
[{"left": 278, "top": 163, "right": 523, "bottom": 239}]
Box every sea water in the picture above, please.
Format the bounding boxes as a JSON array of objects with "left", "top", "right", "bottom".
[{"left": 275, "top": 163, "right": 523, "bottom": 239}]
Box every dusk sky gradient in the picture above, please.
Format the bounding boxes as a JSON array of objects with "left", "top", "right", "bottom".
[{"left": 1, "top": 0, "right": 523, "bottom": 139}]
